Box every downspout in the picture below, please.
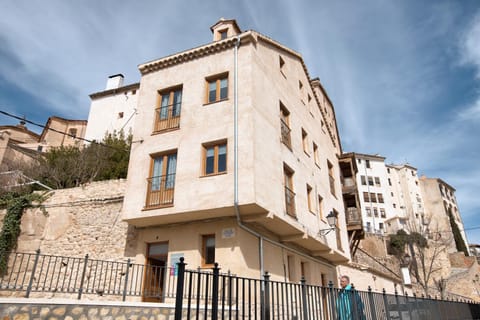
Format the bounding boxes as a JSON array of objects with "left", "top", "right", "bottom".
[
  {"left": 233, "top": 35, "right": 335, "bottom": 277},
  {"left": 233, "top": 35, "right": 265, "bottom": 277}
]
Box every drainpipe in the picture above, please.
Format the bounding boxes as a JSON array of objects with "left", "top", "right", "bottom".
[{"left": 232, "top": 35, "right": 335, "bottom": 278}]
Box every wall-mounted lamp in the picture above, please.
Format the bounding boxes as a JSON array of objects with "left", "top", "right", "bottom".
[{"left": 318, "top": 211, "right": 337, "bottom": 236}]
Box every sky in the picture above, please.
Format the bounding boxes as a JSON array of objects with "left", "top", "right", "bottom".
[{"left": 0, "top": 1, "right": 479, "bottom": 244}]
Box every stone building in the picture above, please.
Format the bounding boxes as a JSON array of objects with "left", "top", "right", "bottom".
[
  {"left": 420, "top": 176, "right": 469, "bottom": 254},
  {"left": 0, "top": 116, "right": 87, "bottom": 166},
  {"left": 0, "top": 122, "right": 40, "bottom": 172},
  {"left": 120, "top": 18, "right": 351, "bottom": 301}
]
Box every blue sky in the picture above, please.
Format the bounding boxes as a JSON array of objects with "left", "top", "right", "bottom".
[{"left": 1, "top": 1, "right": 479, "bottom": 244}]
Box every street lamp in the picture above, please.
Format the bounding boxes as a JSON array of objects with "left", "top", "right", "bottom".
[{"left": 318, "top": 211, "right": 337, "bottom": 236}]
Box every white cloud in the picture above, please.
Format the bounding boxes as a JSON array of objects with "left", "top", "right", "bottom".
[
  {"left": 460, "top": 12, "right": 480, "bottom": 77},
  {"left": 457, "top": 98, "right": 480, "bottom": 121}
]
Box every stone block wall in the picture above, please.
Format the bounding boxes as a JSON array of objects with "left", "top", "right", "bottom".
[
  {"left": 9, "top": 179, "right": 138, "bottom": 261},
  {"left": 0, "top": 300, "right": 175, "bottom": 320}
]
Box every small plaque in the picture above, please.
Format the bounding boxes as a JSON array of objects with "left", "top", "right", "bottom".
[{"left": 222, "top": 228, "right": 235, "bottom": 239}]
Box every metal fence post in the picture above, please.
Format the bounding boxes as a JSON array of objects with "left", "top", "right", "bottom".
[
  {"left": 174, "top": 257, "right": 186, "bottom": 320},
  {"left": 328, "top": 281, "right": 336, "bottom": 320},
  {"left": 25, "top": 249, "right": 40, "bottom": 298},
  {"left": 301, "top": 276, "right": 308, "bottom": 320},
  {"left": 122, "top": 258, "right": 131, "bottom": 301},
  {"left": 394, "top": 288, "right": 403, "bottom": 320},
  {"left": 212, "top": 262, "right": 220, "bottom": 320},
  {"left": 405, "top": 292, "right": 413, "bottom": 320},
  {"left": 367, "top": 286, "right": 377, "bottom": 320},
  {"left": 263, "top": 271, "right": 270, "bottom": 320},
  {"left": 77, "top": 254, "right": 89, "bottom": 300},
  {"left": 382, "top": 288, "right": 391, "bottom": 320}
]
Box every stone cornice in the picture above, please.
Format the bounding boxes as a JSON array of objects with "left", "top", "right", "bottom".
[
  {"left": 138, "top": 30, "right": 340, "bottom": 150},
  {"left": 138, "top": 34, "right": 253, "bottom": 75}
]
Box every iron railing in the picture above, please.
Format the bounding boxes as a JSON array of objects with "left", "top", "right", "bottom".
[
  {"left": 284, "top": 186, "right": 296, "bottom": 217},
  {"left": 280, "top": 120, "right": 291, "bottom": 149},
  {"left": 0, "top": 250, "right": 179, "bottom": 301},
  {"left": 346, "top": 207, "right": 362, "bottom": 225},
  {"left": 145, "top": 173, "right": 175, "bottom": 208},
  {"left": 1, "top": 252, "right": 479, "bottom": 319},
  {"left": 173, "top": 258, "right": 480, "bottom": 320},
  {"left": 153, "top": 103, "right": 181, "bottom": 132}
]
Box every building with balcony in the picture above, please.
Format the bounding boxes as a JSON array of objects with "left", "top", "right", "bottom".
[
  {"left": 120, "top": 18, "right": 350, "bottom": 301},
  {"left": 339, "top": 153, "right": 364, "bottom": 257},
  {"left": 351, "top": 153, "right": 393, "bottom": 235}
]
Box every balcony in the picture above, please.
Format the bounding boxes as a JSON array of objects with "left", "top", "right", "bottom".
[
  {"left": 280, "top": 120, "right": 292, "bottom": 149},
  {"left": 153, "top": 103, "right": 181, "bottom": 132},
  {"left": 145, "top": 174, "right": 175, "bottom": 208},
  {"left": 341, "top": 177, "right": 356, "bottom": 194},
  {"left": 346, "top": 207, "right": 362, "bottom": 226},
  {"left": 284, "top": 186, "right": 296, "bottom": 217}
]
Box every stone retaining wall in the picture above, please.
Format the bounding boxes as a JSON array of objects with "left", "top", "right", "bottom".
[
  {"left": 0, "top": 300, "right": 175, "bottom": 320},
  {"left": 4, "top": 179, "right": 138, "bottom": 260}
]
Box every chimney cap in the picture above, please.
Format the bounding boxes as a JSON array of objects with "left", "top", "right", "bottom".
[
  {"left": 108, "top": 74, "right": 124, "bottom": 79},
  {"left": 210, "top": 18, "right": 241, "bottom": 33}
]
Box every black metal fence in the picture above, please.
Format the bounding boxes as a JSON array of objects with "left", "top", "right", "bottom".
[
  {"left": 1, "top": 251, "right": 480, "bottom": 320},
  {"left": 0, "top": 250, "right": 179, "bottom": 301},
  {"left": 173, "top": 258, "right": 480, "bottom": 320}
]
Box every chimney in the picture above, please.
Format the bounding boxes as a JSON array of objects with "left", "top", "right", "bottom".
[{"left": 106, "top": 74, "right": 124, "bottom": 90}]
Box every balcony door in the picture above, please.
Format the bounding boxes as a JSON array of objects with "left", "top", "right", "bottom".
[
  {"left": 146, "top": 152, "right": 177, "bottom": 207},
  {"left": 155, "top": 88, "right": 182, "bottom": 132}
]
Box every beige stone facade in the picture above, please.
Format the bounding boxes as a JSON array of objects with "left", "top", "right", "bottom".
[
  {"left": 37, "top": 116, "right": 87, "bottom": 151},
  {"left": 420, "top": 176, "right": 469, "bottom": 254},
  {"left": 121, "top": 19, "right": 350, "bottom": 291},
  {"left": 0, "top": 124, "right": 40, "bottom": 172},
  {"left": 0, "top": 117, "right": 87, "bottom": 175}
]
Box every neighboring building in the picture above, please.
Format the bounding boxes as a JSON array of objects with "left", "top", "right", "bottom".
[
  {"left": 36, "top": 116, "right": 87, "bottom": 152},
  {"left": 0, "top": 117, "right": 87, "bottom": 172},
  {"left": 420, "top": 176, "right": 469, "bottom": 254},
  {"left": 121, "top": 18, "right": 350, "bottom": 301},
  {"left": 85, "top": 74, "right": 139, "bottom": 142},
  {"left": 353, "top": 153, "right": 392, "bottom": 235},
  {"left": 470, "top": 244, "right": 480, "bottom": 262},
  {"left": 0, "top": 121, "right": 40, "bottom": 172},
  {"left": 339, "top": 153, "right": 365, "bottom": 257},
  {"left": 382, "top": 164, "right": 424, "bottom": 235}
]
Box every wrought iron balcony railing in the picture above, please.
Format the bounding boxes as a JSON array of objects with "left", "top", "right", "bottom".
[
  {"left": 280, "top": 120, "right": 292, "bottom": 148},
  {"left": 284, "top": 186, "right": 296, "bottom": 217},
  {"left": 145, "top": 174, "right": 175, "bottom": 208},
  {"left": 153, "top": 103, "right": 181, "bottom": 132}
]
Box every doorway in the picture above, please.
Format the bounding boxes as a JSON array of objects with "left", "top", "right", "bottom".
[{"left": 143, "top": 242, "right": 168, "bottom": 302}]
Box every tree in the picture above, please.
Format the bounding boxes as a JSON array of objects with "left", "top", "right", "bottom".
[
  {"left": 390, "top": 222, "right": 453, "bottom": 297},
  {"left": 29, "top": 130, "right": 131, "bottom": 189},
  {"left": 92, "top": 130, "right": 132, "bottom": 181},
  {"left": 447, "top": 210, "right": 468, "bottom": 256}
]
